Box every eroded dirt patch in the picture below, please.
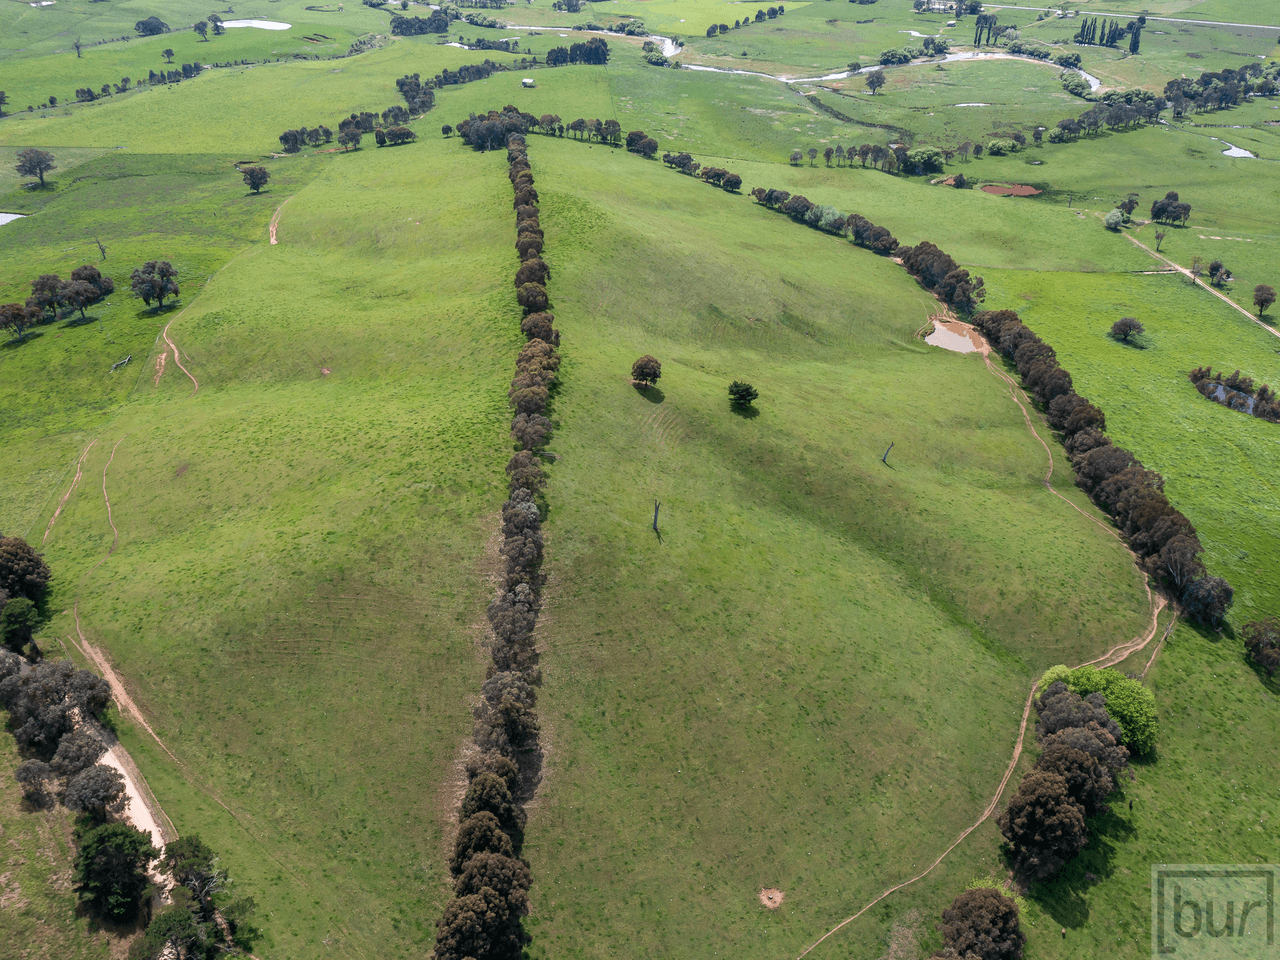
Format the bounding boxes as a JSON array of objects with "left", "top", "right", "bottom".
[
  {"left": 759, "top": 887, "right": 785, "bottom": 909},
  {"left": 981, "top": 183, "right": 1041, "bottom": 196}
]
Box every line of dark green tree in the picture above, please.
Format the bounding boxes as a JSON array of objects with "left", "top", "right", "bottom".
[
  {"left": 0, "top": 542, "right": 259, "bottom": 955},
  {"left": 1074, "top": 14, "right": 1144, "bottom": 54},
  {"left": 704, "top": 5, "right": 784, "bottom": 36},
  {"left": 968, "top": 309, "right": 1234, "bottom": 628},
  {"left": 661, "top": 152, "right": 743, "bottom": 191},
  {"left": 1188, "top": 365, "right": 1280, "bottom": 424},
  {"left": 435, "top": 118, "right": 558, "bottom": 960},
  {"left": 998, "top": 676, "right": 1139, "bottom": 882},
  {"left": 748, "top": 188, "right": 986, "bottom": 313}
]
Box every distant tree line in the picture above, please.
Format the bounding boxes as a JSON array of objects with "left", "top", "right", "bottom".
[
  {"left": 998, "top": 671, "right": 1142, "bottom": 881},
  {"left": 662, "top": 152, "right": 742, "bottom": 191},
  {"left": 1, "top": 264, "right": 114, "bottom": 341},
  {"left": 704, "top": 5, "right": 783, "bottom": 36},
  {"left": 544, "top": 38, "right": 610, "bottom": 66},
  {"left": 1188, "top": 365, "right": 1280, "bottom": 424},
  {"left": 435, "top": 124, "right": 559, "bottom": 960},
  {"left": 969, "top": 308, "right": 1234, "bottom": 627},
  {"left": 1075, "top": 15, "right": 1143, "bottom": 54}
]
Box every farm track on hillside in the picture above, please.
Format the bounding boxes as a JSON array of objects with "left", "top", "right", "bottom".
[{"left": 795, "top": 325, "right": 1168, "bottom": 959}]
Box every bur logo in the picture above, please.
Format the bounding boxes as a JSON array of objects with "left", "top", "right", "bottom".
[{"left": 1153, "top": 866, "right": 1276, "bottom": 959}]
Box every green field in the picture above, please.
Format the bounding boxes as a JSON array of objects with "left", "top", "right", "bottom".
[{"left": 3, "top": 4, "right": 1280, "bottom": 959}]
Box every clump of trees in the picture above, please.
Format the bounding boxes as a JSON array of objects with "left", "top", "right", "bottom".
[
  {"left": 1188, "top": 365, "right": 1280, "bottom": 424},
  {"left": 998, "top": 676, "right": 1139, "bottom": 880},
  {"left": 134, "top": 16, "right": 169, "bottom": 37},
  {"left": 1, "top": 265, "right": 114, "bottom": 341},
  {"left": 1150, "top": 191, "right": 1191, "bottom": 225},
  {"left": 278, "top": 125, "right": 334, "bottom": 152},
  {"left": 662, "top": 153, "right": 742, "bottom": 191},
  {"left": 544, "top": 38, "right": 610, "bottom": 66},
  {"left": 625, "top": 129, "right": 659, "bottom": 158},
  {"left": 970, "top": 308, "right": 1234, "bottom": 628}
]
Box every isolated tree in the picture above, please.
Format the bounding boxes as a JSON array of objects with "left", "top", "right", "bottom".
[
  {"left": 50, "top": 727, "right": 107, "bottom": 778},
  {"left": 1, "top": 301, "right": 39, "bottom": 341},
  {"left": 789, "top": 149, "right": 802, "bottom": 165},
  {"left": 1154, "top": 228, "right": 1167, "bottom": 252},
  {"left": 0, "top": 91, "right": 8, "bottom": 116},
  {"left": 194, "top": 21, "right": 208, "bottom": 40},
  {"left": 162, "top": 48, "right": 175, "bottom": 64},
  {"left": 1254, "top": 284, "right": 1276, "bottom": 317},
  {"left": 631, "top": 355, "right": 661, "bottom": 386},
  {"left": 997, "top": 770, "right": 1087, "bottom": 879},
  {"left": 1243, "top": 617, "right": 1280, "bottom": 676},
  {"left": 1110, "top": 317, "right": 1143, "bottom": 342},
  {"left": 1207, "top": 259, "right": 1232, "bottom": 287},
  {"left": 0, "top": 596, "right": 38, "bottom": 652},
  {"left": 15, "top": 148, "right": 56, "bottom": 187},
  {"left": 74, "top": 822, "right": 158, "bottom": 922},
  {"left": 242, "top": 166, "right": 270, "bottom": 194},
  {"left": 0, "top": 537, "right": 48, "bottom": 604},
  {"left": 1104, "top": 209, "right": 1123, "bottom": 231},
  {"left": 130, "top": 260, "right": 179, "bottom": 309},
  {"left": 807, "top": 147, "right": 818, "bottom": 165},
  {"left": 866, "top": 70, "right": 886, "bottom": 94},
  {"left": 938, "top": 887, "right": 1026, "bottom": 960},
  {"left": 1189, "top": 255, "right": 1204, "bottom": 284},
  {"left": 728, "top": 381, "right": 759, "bottom": 409},
  {"left": 64, "top": 764, "right": 127, "bottom": 822}
]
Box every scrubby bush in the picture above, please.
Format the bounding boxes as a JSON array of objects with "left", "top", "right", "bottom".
[
  {"left": 1243, "top": 617, "right": 1280, "bottom": 676},
  {"left": 1068, "top": 667, "right": 1159, "bottom": 755},
  {"left": 0, "top": 535, "right": 51, "bottom": 600}
]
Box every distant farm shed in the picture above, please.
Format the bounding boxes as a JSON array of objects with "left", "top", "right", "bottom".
[{"left": 521, "top": 77, "right": 535, "bottom": 88}]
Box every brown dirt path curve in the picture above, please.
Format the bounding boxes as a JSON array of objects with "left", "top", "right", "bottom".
[
  {"left": 269, "top": 195, "right": 293, "bottom": 244},
  {"left": 161, "top": 310, "right": 199, "bottom": 396},
  {"left": 795, "top": 322, "right": 1168, "bottom": 960},
  {"left": 43, "top": 439, "right": 97, "bottom": 543}
]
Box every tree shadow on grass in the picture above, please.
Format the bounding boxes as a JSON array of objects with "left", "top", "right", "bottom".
[
  {"left": 1109, "top": 336, "right": 1146, "bottom": 350},
  {"left": 60, "top": 313, "right": 100, "bottom": 329},
  {"left": 632, "top": 383, "right": 664, "bottom": 403},
  {"left": 2, "top": 331, "right": 43, "bottom": 349},
  {"left": 730, "top": 404, "right": 759, "bottom": 419},
  {"left": 1026, "top": 805, "right": 1137, "bottom": 930}
]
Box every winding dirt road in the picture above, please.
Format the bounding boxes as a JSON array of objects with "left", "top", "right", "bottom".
[{"left": 795, "top": 323, "right": 1168, "bottom": 960}]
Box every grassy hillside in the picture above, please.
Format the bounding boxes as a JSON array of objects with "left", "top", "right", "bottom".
[
  {"left": 521, "top": 135, "right": 1153, "bottom": 959},
  {"left": 2, "top": 131, "right": 522, "bottom": 958},
  {"left": 984, "top": 268, "right": 1280, "bottom": 624}
]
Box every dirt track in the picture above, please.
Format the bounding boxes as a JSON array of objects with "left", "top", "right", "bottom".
[{"left": 796, "top": 323, "right": 1169, "bottom": 960}]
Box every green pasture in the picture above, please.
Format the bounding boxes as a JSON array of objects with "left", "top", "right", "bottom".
[
  {"left": 521, "top": 134, "right": 1152, "bottom": 960},
  {"left": 984, "top": 268, "right": 1280, "bottom": 624},
  {"left": 0, "top": 0, "right": 390, "bottom": 60},
  {"left": 1016, "top": 620, "right": 1280, "bottom": 960},
  {"left": 1, "top": 131, "right": 522, "bottom": 958}
]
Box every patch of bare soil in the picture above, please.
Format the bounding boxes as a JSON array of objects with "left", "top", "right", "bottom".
[
  {"left": 981, "top": 183, "right": 1041, "bottom": 196},
  {"left": 760, "top": 888, "right": 785, "bottom": 910},
  {"left": 879, "top": 909, "right": 922, "bottom": 960}
]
